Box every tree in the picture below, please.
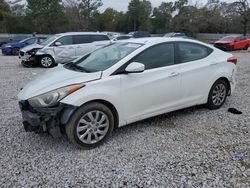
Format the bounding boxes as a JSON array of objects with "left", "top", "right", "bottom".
[
  {"left": 231, "top": 0, "right": 250, "bottom": 35},
  {"left": 79, "top": 0, "right": 102, "bottom": 31},
  {"left": 26, "top": 0, "right": 67, "bottom": 33},
  {"left": 0, "top": 0, "right": 11, "bottom": 32},
  {"left": 152, "top": 2, "right": 174, "bottom": 33},
  {"left": 127, "top": 0, "right": 152, "bottom": 31}
]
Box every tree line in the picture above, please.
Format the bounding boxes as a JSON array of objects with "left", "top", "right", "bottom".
[{"left": 0, "top": 0, "right": 250, "bottom": 35}]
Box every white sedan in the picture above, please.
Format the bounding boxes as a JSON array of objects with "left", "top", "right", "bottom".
[{"left": 18, "top": 38, "right": 237, "bottom": 149}]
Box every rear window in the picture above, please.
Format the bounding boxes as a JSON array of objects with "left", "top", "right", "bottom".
[{"left": 177, "top": 42, "right": 213, "bottom": 63}]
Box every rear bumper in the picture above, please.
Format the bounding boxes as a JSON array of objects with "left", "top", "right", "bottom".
[{"left": 19, "top": 101, "right": 77, "bottom": 137}]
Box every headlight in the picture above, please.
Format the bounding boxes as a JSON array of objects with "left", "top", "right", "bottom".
[
  {"left": 28, "top": 84, "right": 85, "bottom": 107},
  {"left": 27, "top": 48, "right": 40, "bottom": 55},
  {"left": 5, "top": 45, "right": 11, "bottom": 48}
]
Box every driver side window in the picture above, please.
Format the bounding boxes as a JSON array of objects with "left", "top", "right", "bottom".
[
  {"left": 131, "top": 43, "right": 175, "bottom": 70},
  {"left": 55, "top": 36, "right": 73, "bottom": 46}
]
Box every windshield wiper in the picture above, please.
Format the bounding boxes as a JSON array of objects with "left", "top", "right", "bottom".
[{"left": 64, "top": 62, "right": 89, "bottom": 72}]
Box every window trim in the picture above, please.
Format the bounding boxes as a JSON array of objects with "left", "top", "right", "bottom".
[
  {"left": 112, "top": 42, "right": 177, "bottom": 75},
  {"left": 175, "top": 41, "right": 213, "bottom": 64}
]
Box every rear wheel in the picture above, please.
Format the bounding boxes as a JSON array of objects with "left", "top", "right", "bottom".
[
  {"left": 207, "top": 79, "right": 229, "bottom": 109},
  {"left": 39, "top": 55, "right": 54, "bottom": 68},
  {"left": 66, "top": 102, "right": 114, "bottom": 149},
  {"left": 12, "top": 48, "right": 19, "bottom": 56},
  {"left": 243, "top": 44, "right": 249, "bottom": 50}
]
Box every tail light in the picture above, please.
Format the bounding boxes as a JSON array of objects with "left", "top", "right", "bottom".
[{"left": 227, "top": 57, "right": 237, "bottom": 65}]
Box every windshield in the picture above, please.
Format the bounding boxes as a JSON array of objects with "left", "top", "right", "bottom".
[
  {"left": 19, "top": 37, "right": 31, "bottom": 43},
  {"left": 40, "top": 35, "right": 59, "bottom": 46},
  {"left": 72, "top": 42, "right": 142, "bottom": 72},
  {"left": 221, "top": 36, "right": 235, "bottom": 41}
]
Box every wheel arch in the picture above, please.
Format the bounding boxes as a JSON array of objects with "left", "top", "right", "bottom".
[
  {"left": 207, "top": 76, "right": 231, "bottom": 102},
  {"left": 79, "top": 99, "right": 119, "bottom": 129}
]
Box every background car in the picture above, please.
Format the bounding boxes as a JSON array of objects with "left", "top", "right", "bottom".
[
  {"left": 18, "top": 38, "right": 237, "bottom": 149},
  {"left": 128, "top": 31, "right": 151, "bottom": 38},
  {"left": 214, "top": 35, "right": 250, "bottom": 51},
  {"left": 0, "top": 34, "right": 31, "bottom": 48},
  {"left": 19, "top": 32, "right": 111, "bottom": 68},
  {"left": 164, "top": 32, "right": 186, "bottom": 38},
  {"left": 2, "top": 37, "right": 47, "bottom": 55},
  {"left": 112, "top": 35, "right": 133, "bottom": 41}
]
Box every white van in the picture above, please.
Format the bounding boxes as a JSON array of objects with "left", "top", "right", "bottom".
[{"left": 19, "top": 32, "right": 111, "bottom": 68}]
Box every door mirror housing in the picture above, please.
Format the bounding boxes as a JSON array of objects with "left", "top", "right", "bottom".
[
  {"left": 125, "top": 62, "right": 145, "bottom": 73},
  {"left": 54, "top": 41, "right": 62, "bottom": 46}
]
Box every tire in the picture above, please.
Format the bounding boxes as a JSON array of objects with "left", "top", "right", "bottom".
[
  {"left": 39, "top": 55, "right": 54, "bottom": 68},
  {"left": 227, "top": 45, "right": 234, "bottom": 51},
  {"left": 12, "top": 48, "right": 19, "bottom": 56},
  {"left": 21, "top": 60, "right": 34, "bottom": 68},
  {"left": 66, "top": 102, "right": 114, "bottom": 149},
  {"left": 207, "top": 79, "right": 229, "bottom": 110},
  {"left": 243, "top": 44, "right": 249, "bottom": 50}
]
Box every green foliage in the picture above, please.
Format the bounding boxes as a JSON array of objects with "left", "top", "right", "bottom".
[
  {"left": 26, "top": 0, "right": 68, "bottom": 33},
  {"left": 79, "top": 0, "right": 103, "bottom": 30},
  {"left": 0, "top": 0, "right": 11, "bottom": 20},
  {"left": 1, "top": 0, "right": 250, "bottom": 35},
  {"left": 127, "top": 0, "right": 152, "bottom": 31}
]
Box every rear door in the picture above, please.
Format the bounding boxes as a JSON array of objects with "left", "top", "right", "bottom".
[
  {"left": 91, "top": 35, "right": 111, "bottom": 50},
  {"left": 176, "top": 42, "right": 215, "bottom": 105},
  {"left": 73, "top": 35, "right": 94, "bottom": 57},
  {"left": 53, "top": 35, "right": 76, "bottom": 63}
]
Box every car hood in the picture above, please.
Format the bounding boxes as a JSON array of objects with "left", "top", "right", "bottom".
[
  {"left": 5, "top": 42, "right": 19, "bottom": 47},
  {"left": 214, "top": 40, "right": 232, "bottom": 44},
  {"left": 18, "top": 65, "right": 102, "bottom": 100},
  {"left": 20, "top": 43, "right": 44, "bottom": 52}
]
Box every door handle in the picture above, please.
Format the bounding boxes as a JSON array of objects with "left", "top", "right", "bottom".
[
  {"left": 210, "top": 62, "right": 218, "bottom": 66},
  {"left": 168, "top": 72, "right": 180, "bottom": 77}
]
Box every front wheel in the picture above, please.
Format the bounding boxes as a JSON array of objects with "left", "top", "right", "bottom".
[
  {"left": 12, "top": 48, "right": 19, "bottom": 56},
  {"left": 39, "top": 55, "right": 55, "bottom": 68},
  {"left": 21, "top": 60, "right": 34, "bottom": 68},
  {"left": 66, "top": 102, "right": 114, "bottom": 149},
  {"left": 207, "top": 79, "right": 229, "bottom": 110}
]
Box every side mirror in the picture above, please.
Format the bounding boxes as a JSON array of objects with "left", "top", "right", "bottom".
[
  {"left": 125, "top": 62, "right": 145, "bottom": 73},
  {"left": 54, "top": 41, "right": 62, "bottom": 46}
]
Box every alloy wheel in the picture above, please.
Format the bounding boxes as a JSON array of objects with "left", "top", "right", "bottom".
[
  {"left": 212, "top": 83, "right": 227, "bottom": 106},
  {"left": 41, "top": 56, "right": 53, "bottom": 67},
  {"left": 76, "top": 110, "right": 109, "bottom": 144}
]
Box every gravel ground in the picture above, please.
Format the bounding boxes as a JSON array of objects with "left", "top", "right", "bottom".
[{"left": 0, "top": 52, "right": 249, "bottom": 188}]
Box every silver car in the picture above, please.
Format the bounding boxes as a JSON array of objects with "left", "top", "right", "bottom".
[{"left": 19, "top": 32, "right": 111, "bottom": 68}]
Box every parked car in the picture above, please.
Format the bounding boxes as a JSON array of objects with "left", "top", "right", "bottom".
[
  {"left": 214, "top": 35, "right": 250, "bottom": 51},
  {"left": 19, "top": 32, "right": 111, "bottom": 68},
  {"left": 18, "top": 37, "right": 237, "bottom": 149},
  {"left": 112, "top": 35, "right": 133, "bottom": 41},
  {"left": 164, "top": 32, "right": 186, "bottom": 38},
  {"left": 0, "top": 34, "right": 31, "bottom": 48},
  {"left": 2, "top": 37, "right": 47, "bottom": 55},
  {"left": 128, "top": 31, "right": 151, "bottom": 38}
]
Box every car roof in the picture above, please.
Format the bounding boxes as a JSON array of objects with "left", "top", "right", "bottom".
[
  {"left": 120, "top": 37, "right": 202, "bottom": 45},
  {"left": 57, "top": 32, "right": 108, "bottom": 36}
]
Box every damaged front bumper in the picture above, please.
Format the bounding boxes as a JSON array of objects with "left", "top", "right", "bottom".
[{"left": 19, "top": 100, "right": 77, "bottom": 137}]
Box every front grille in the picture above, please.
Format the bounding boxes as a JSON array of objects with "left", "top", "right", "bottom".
[{"left": 19, "top": 51, "right": 24, "bottom": 56}]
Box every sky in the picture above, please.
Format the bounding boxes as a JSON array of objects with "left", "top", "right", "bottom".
[{"left": 99, "top": 0, "right": 236, "bottom": 12}]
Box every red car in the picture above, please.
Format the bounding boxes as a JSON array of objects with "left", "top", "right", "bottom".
[{"left": 214, "top": 35, "right": 250, "bottom": 51}]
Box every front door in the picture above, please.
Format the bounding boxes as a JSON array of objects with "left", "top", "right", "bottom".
[{"left": 120, "top": 43, "right": 182, "bottom": 123}]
